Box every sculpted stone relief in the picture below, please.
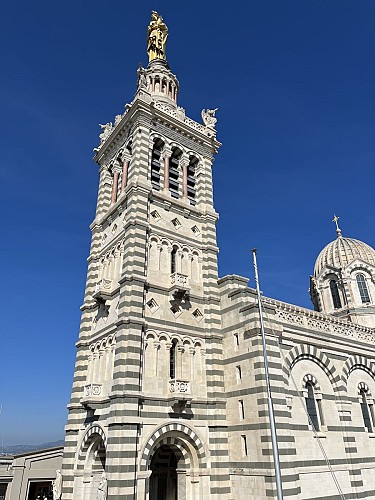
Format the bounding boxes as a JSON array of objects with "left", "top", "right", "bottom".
[{"left": 201, "top": 108, "right": 218, "bottom": 129}]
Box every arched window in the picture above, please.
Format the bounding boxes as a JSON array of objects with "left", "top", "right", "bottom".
[
  {"left": 169, "top": 149, "right": 181, "bottom": 198},
  {"left": 330, "top": 280, "right": 342, "bottom": 309},
  {"left": 305, "top": 381, "right": 323, "bottom": 430},
  {"left": 150, "top": 139, "right": 163, "bottom": 190},
  {"left": 187, "top": 157, "right": 197, "bottom": 205},
  {"left": 359, "top": 387, "right": 374, "bottom": 432},
  {"left": 169, "top": 339, "right": 177, "bottom": 379},
  {"left": 171, "top": 245, "right": 178, "bottom": 274},
  {"left": 356, "top": 274, "right": 371, "bottom": 304}
]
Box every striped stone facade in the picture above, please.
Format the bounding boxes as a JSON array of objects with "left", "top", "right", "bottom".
[
  {"left": 61, "top": 39, "right": 375, "bottom": 500},
  {"left": 219, "top": 275, "right": 375, "bottom": 499},
  {"left": 61, "top": 57, "right": 231, "bottom": 500}
]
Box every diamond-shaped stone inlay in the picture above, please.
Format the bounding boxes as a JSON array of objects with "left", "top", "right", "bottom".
[
  {"left": 147, "top": 298, "right": 159, "bottom": 313},
  {"left": 151, "top": 210, "right": 161, "bottom": 222},
  {"left": 171, "top": 218, "right": 182, "bottom": 229}
]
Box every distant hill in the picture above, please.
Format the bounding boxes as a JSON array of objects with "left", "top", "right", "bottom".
[{"left": 0, "top": 440, "right": 64, "bottom": 455}]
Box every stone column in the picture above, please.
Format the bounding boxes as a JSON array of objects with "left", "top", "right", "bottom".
[
  {"left": 104, "top": 343, "right": 112, "bottom": 383},
  {"left": 153, "top": 341, "right": 160, "bottom": 376},
  {"left": 162, "top": 146, "right": 172, "bottom": 191},
  {"left": 99, "top": 347, "right": 106, "bottom": 383},
  {"left": 136, "top": 470, "right": 152, "bottom": 500},
  {"left": 87, "top": 351, "right": 94, "bottom": 384},
  {"left": 181, "top": 154, "right": 189, "bottom": 199},
  {"left": 177, "top": 250, "right": 183, "bottom": 274},
  {"left": 120, "top": 151, "right": 131, "bottom": 193},
  {"left": 111, "top": 166, "right": 121, "bottom": 204},
  {"left": 177, "top": 346, "right": 185, "bottom": 380},
  {"left": 176, "top": 470, "right": 187, "bottom": 500},
  {"left": 93, "top": 352, "right": 100, "bottom": 382}
]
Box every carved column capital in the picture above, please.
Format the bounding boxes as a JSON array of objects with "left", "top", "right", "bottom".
[
  {"left": 180, "top": 154, "right": 189, "bottom": 168},
  {"left": 162, "top": 146, "right": 172, "bottom": 159},
  {"left": 121, "top": 150, "right": 132, "bottom": 163}
]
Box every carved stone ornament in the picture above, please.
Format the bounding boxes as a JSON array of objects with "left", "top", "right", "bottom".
[
  {"left": 137, "top": 64, "right": 148, "bottom": 90},
  {"left": 201, "top": 108, "right": 218, "bottom": 129},
  {"left": 52, "top": 469, "right": 62, "bottom": 500},
  {"left": 99, "top": 122, "right": 113, "bottom": 144},
  {"left": 97, "top": 472, "right": 108, "bottom": 500},
  {"left": 169, "top": 379, "right": 190, "bottom": 394},
  {"left": 114, "top": 114, "right": 122, "bottom": 126},
  {"left": 85, "top": 383, "right": 102, "bottom": 397}
]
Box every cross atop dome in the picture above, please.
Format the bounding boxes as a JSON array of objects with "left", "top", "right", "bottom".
[{"left": 332, "top": 214, "right": 342, "bottom": 237}]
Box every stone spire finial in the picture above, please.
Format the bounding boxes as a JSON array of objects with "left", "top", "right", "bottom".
[{"left": 332, "top": 214, "right": 342, "bottom": 237}]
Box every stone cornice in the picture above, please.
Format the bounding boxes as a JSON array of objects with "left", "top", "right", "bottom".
[
  {"left": 263, "top": 296, "right": 375, "bottom": 344},
  {"left": 150, "top": 101, "right": 221, "bottom": 149},
  {"left": 93, "top": 96, "right": 221, "bottom": 165}
]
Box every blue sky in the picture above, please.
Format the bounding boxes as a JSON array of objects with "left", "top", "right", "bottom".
[{"left": 1, "top": 1, "right": 374, "bottom": 445}]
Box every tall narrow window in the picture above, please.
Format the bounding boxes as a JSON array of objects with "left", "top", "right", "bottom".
[
  {"left": 150, "top": 140, "right": 163, "bottom": 190},
  {"left": 239, "top": 400, "right": 245, "bottom": 420},
  {"left": 187, "top": 158, "right": 197, "bottom": 205},
  {"left": 234, "top": 333, "right": 239, "bottom": 348},
  {"left": 305, "top": 382, "right": 320, "bottom": 430},
  {"left": 360, "top": 388, "right": 373, "bottom": 432},
  {"left": 236, "top": 365, "right": 242, "bottom": 383},
  {"left": 357, "top": 274, "right": 371, "bottom": 304},
  {"left": 169, "top": 340, "right": 177, "bottom": 379},
  {"left": 171, "top": 245, "right": 178, "bottom": 274},
  {"left": 330, "top": 280, "right": 342, "bottom": 309},
  {"left": 169, "top": 150, "right": 180, "bottom": 198},
  {"left": 241, "top": 435, "right": 248, "bottom": 456}
]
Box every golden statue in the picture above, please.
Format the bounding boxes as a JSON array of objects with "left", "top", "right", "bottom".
[{"left": 147, "top": 11, "right": 168, "bottom": 62}]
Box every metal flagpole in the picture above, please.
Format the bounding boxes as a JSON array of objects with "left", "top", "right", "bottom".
[{"left": 252, "top": 249, "right": 283, "bottom": 500}]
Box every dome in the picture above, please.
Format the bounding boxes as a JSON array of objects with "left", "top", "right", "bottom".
[{"left": 314, "top": 235, "right": 375, "bottom": 277}]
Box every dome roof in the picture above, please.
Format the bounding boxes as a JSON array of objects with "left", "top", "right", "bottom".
[{"left": 314, "top": 235, "right": 375, "bottom": 277}]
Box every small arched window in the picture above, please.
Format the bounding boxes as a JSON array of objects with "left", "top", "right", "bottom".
[
  {"left": 359, "top": 387, "right": 374, "bottom": 432},
  {"left": 330, "top": 280, "right": 342, "bottom": 309},
  {"left": 356, "top": 274, "right": 371, "bottom": 304},
  {"left": 169, "top": 339, "right": 177, "bottom": 379},
  {"left": 305, "top": 381, "right": 320, "bottom": 430},
  {"left": 171, "top": 245, "right": 178, "bottom": 274}
]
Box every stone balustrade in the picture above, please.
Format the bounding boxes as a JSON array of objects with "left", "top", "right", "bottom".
[
  {"left": 95, "top": 279, "right": 113, "bottom": 294},
  {"left": 84, "top": 383, "right": 102, "bottom": 397},
  {"left": 169, "top": 379, "right": 190, "bottom": 394},
  {"left": 170, "top": 273, "right": 189, "bottom": 288},
  {"left": 263, "top": 297, "right": 375, "bottom": 345}
]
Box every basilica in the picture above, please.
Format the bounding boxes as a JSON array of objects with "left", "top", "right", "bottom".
[{"left": 26, "top": 12, "right": 375, "bottom": 500}]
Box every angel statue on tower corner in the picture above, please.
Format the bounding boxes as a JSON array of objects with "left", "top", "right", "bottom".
[{"left": 201, "top": 108, "right": 218, "bottom": 129}]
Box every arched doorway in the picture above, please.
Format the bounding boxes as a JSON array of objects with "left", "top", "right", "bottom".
[
  {"left": 149, "top": 445, "right": 178, "bottom": 500},
  {"left": 140, "top": 423, "right": 209, "bottom": 500},
  {"left": 74, "top": 426, "right": 107, "bottom": 500}
]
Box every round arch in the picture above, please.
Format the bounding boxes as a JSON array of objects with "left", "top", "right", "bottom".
[
  {"left": 342, "top": 355, "right": 375, "bottom": 390},
  {"left": 282, "top": 344, "right": 342, "bottom": 394},
  {"left": 76, "top": 424, "right": 107, "bottom": 468},
  {"left": 139, "top": 422, "right": 207, "bottom": 472}
]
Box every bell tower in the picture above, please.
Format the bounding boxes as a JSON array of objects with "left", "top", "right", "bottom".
[{"left": 61, "top": 12, "right": 231, "bottom": 500}]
